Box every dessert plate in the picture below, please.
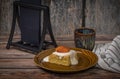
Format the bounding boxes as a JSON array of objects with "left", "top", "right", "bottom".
[{"left": 34, "top": 48, "right": 98, "bottom": 73}]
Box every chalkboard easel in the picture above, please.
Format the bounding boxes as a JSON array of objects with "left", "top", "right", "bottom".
[{"left": 6, "top": 0, "right": 57, "bottom": 52}]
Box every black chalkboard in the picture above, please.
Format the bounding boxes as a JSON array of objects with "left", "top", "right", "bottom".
[
  {"left": 19, "top": 0, "right": 41, "bottom": 45},
  {"left": 6, "top": 0, "right": 57, "bottom": 52}
]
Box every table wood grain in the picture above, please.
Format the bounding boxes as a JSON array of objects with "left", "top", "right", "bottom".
[{"left": 0, "top": 41, "right": 120, "bottom": 79}]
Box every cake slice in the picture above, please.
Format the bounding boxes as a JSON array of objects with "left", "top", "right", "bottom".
[
  {"left": 43, "top": 46, "right": 78, "bottom": 66},
  {"left": 49, "top": 54, "right": 70, "bottom": 66}
]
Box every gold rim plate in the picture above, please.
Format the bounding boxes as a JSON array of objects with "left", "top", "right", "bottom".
[{"left": 34, "top": 48, "right": 98, "bottom": 73}]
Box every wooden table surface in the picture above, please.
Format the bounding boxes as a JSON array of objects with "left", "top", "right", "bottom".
[{"left": 0, "top": 40, "right": 120, "bottom": 79}]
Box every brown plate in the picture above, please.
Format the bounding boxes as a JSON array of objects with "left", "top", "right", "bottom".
[{"left": 34, "top": 48, "right": 98, "bottom": 73}]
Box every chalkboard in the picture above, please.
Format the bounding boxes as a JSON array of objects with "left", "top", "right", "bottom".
[{"left": 19, "top": 0, "right": 41, "bottom": 45}]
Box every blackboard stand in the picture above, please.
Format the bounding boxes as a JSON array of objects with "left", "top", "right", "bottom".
[{"left": 6, "top": 0, "right": 57, "bottom": 53}]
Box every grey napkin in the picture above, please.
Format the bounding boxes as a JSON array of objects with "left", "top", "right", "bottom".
[{"left": 93, "top": 35, "right": 120, "bottom": 73}]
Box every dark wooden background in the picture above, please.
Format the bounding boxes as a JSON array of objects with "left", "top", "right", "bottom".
[{"left": 0, "top": 0, "right": 120, "bottom": 40}]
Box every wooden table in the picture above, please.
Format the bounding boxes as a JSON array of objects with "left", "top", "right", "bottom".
[{"left": 0, "top": 40, "right": 120, "bottom": 79}]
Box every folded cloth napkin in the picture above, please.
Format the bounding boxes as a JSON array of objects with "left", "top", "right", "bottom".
[{"left": 93, "top": 35, "right": 120, "bottom": 73}]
